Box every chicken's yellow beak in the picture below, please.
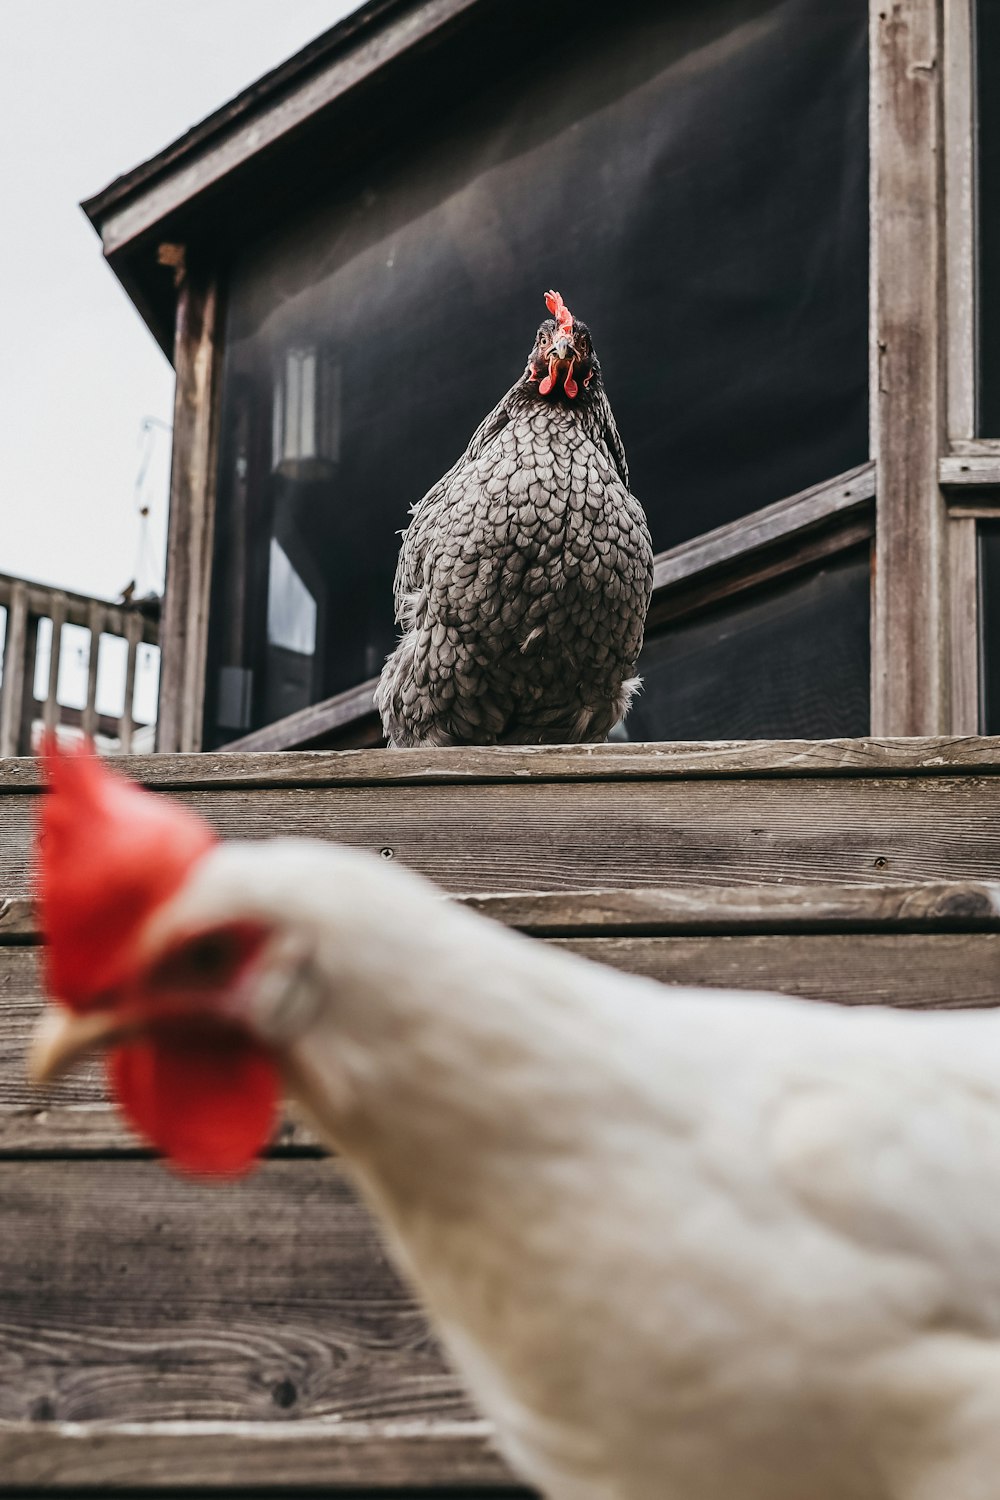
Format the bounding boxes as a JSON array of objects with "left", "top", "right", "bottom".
[{"left": 29, "top": 1005, "right": 128, "bottom": 1086}]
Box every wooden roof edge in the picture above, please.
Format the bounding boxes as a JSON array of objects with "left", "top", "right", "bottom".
[
  {"left": 1, "top": 737, "right": 1000, "bottom": 793},
  {"left": 80, "top": 0, "right": 397, "bottom": 230},
  {"left": 81, "top": 0, "right": 485, "bottom": 260}
]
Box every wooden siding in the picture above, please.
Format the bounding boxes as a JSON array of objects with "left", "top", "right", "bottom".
[{"left": 1, "top": 740, "right": 1000, "bottom": 1489}]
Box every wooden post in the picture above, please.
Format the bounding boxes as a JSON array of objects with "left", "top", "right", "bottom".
[
  {"left": 0, "top": 582, "right": 28, "bottom": 758},
  {"left": 871, "top": 0, "right": 949, "bottom": 734},
  {"left": 43, "top": 591, "right": 66, "bottom": 733},
  {"left": 156, "top": 267, "right": 222, "bottom": 754},
  {"left": 119, "top": 609, "right": 142, "bottom": 753},
  {"left": 81, "top": 600, "right": 103, "bottom": 742}
]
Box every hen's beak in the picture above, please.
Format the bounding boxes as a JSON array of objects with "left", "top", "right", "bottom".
[{"left": 29, "top": 1005, "right": 131, "bottom": 1087}]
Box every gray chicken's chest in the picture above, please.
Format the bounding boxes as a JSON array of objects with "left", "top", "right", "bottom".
[{"left": 444, "top": 416, "right": 647, "bottom": 642}]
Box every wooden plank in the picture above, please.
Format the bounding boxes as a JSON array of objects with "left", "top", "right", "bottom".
[
  {"left": 466, "top": 880, "right": 1000, "bottom": 936},
  {"left": 156, "top": 273, "right": 222, "bottom": 755},
  {"left": 871, "top": 0, "right": 948, "bottom": 735},
  {"left": 944, "top": 0, "right": 977, "bottom": 443},
  {"left": 0, "top": 1158, "right": 480, "bottom": 1429},
  {"left": 11, "top": 880, "right": 1000, "bottom": 949},
  {"left": 6, "top": 929, "right": 1000, "bottom": 1134},
  {"left": 647, "top": 522, "right": 874, "bottom": 631},
  {"left": 42, "top": 592, "right": 66, "bottom": 734},
  {"left": 650, "top": 463, "right": 875, "bottom": 595},
  {"left": 80, "top": 601, "right": 103, "bottom": 742},
  {"left": 3, "top": 773, "right": 1000, "bottom": 902},
  {"left": 0, "top": 1419, "right": 512, "bottom": 1490},
  {"left": 948, "top": 516, "right": 980, "bottom": 732},
  {"left": 941, "top": 455, "right": 1000, "bottom": 487},
  {"left": 0, "top": 1103, "right": 324, "bottom": 1157},
  {"left": 88, "top": 0, "right": 483, "bottom": 260},
  {"left": 6, "top": 738, "right": 1000, "bottom": 793},
  {"left": 0, "top": 581, "right": 29, "bottom": 759},
  {"left": 119, "top": 610, "right": 142, "bottom": 753},
  {"left": 556, "top": 932, "right": 1000, "bottom": 1009}
]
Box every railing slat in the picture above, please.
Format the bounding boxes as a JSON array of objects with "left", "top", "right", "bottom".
[
  {"left": 0, "top": 583, "right": 29, "bottom": 758},
  {"left": 43, "top": 591, "right": 66, "bottom": 733},
  {"left": 119, "top": 611, "right": 142, "bottom": 753},
  {"left": 81, "top": 601, "right": 103, "bottom": 741}
]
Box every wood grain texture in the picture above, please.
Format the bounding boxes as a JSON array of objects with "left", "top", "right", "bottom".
[
  {"left": 223, "top": 678, "right": 382, "bottom": 754},
  {"left": 948, "top": 516, "right": 980, "bottom": 733},
  {"left": 556, "top": 933, "right": 1000, "bottom": 1008},
  {"left": 12, "top": 880, "right": 1000, "bottom": 949},
  {"left": 155, "top": 273, "right": 222, "bottom": 756},
  {"left": 5, "top": 773, "right": 1000, "bottom": 901},
  {"left": 0, "top": 1418, "right": 511, "bottom": 1489},
  {"left": 0, "top": 1160, "right": 475, "bottom": 1430},
  {"left": 465, "top": 880, "right": 1000, "bottom": 935},
  {"left": 91, "top": 0, "right": 483, "bottom": 260},
  {"left": 944, "top": 0, "right": 977, "bottom": 443},
  {"left": 8, "top": 738, "right": 1000, "bottom": 794},
  {"left": 0, "top": 581, "right": 29, "bottom": 759},
  {"left": 941, "top": 455, "right": 1000, "bottom": 487},
  {"left": 871, "top": 0, "right": 948, "bottom": 735},
  {"left": 6, "top": 926, "right": 1000, "bottom": 1137}
]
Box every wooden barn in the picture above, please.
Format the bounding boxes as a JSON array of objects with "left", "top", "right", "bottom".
[{"left": 3, "top": 0, "right": 1000, "bottom": 1492}]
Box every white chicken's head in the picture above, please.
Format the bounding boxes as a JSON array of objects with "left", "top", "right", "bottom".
[
  {"left": 29, "top": 737, "right": 372, "bottom": 1179},
  {"left": 526, "top": 289, "right": 599, "bottom": 401}
]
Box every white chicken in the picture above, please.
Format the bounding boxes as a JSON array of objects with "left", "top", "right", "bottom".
[{"left": 30, "top": 741, "right": 1000, "bottom": 1500}]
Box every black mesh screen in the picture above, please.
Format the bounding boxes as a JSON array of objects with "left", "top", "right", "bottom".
[
  {"left": 624, "top": 550, "right": 871, "bottom": 741},
  {"left": 980, "top": 0, "right": 1000, "bottom": 432},
  {"left": 205, "top": 0, "right": 869, "bottom": 747}
]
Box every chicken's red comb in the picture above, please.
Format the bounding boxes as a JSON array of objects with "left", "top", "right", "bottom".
[
  {"left": 37, "top": 735, "right": 218, "bottom": 1010},
  {"left": 544, "top": 289, "right": 574, "bottom": 338}
]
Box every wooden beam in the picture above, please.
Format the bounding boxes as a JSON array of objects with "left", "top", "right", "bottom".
[
  {"left": 944, "top": 0, "right": 977, "bottom": 442},
  {"left": 0, "top": 1418, "right": 511, "bottom": 1489},
  {"left": 6, "top": 737, "right": 1000, "bottom": 794},
  {"left": 464, "top": 879, "right": 1000, "bottom": 937},
  {"left": 651, "top": 463, "right": 875, "bottom": 596},
  {"left": 42, "top": 591, "right": 66, "bottom": 734},
  {"left": 81, "top": 600, "right": 103, "bottom": 741},
  {"left": 156, "top": 270, "right": 222, "bottom": 754},
  {"left": 88, "top": 0, "right": 483, "bottom": 260},
  {"left": 119, "top": 609, "right": 142, "bottom": 753},
  {"left": 871, "top": 0, "right": 949, "bottom": 734},
  {"left": 4, "top": 764, "right": 1000, "bottom": 910},
  {"left": 223, "top": 677, "right": 382, "bottom": 753},
  {"left": 941, "top": 454, "right": 1000, "bottom": 487},
  {"left": 0, "top": 581, "right": 28, "bottom": 759},
  {"left": 948, "top": 516, "right": 980, "bottom": 731}
]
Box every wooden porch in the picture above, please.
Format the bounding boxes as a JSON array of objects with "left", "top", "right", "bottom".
[{"left": 1, "top": 737, "right": 999, "bottom": 1492}]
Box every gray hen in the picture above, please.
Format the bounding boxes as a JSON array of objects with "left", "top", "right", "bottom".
[{"left": 375, "top": 291, "right": 653, "bottom": 747}]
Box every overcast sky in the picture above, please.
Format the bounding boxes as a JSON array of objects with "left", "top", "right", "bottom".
[{"left": 1, "top": 0, "right": 362, "bottom": 604}]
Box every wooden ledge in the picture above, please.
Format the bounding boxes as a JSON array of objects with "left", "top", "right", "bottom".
[
  {"left": 8, "top": 881, "right": 1000, "bottom": 948},
  {"left": 3, "top": 736, "right": 1000, "bottom": 793},
  {"left": 0, "top": 1417, "right": 513, "bottom": 1489}
]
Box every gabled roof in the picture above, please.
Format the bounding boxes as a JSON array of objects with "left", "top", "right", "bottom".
[{"left": 82, "top": 0, "right": 496, "bottom": 355}]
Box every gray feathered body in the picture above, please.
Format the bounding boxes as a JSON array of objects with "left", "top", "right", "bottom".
[{"left": 375, "top": 366, "right": 653, "bottom": 747}]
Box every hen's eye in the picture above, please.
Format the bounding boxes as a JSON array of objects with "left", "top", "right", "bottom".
[{"left": 148, "top": 924, "right": 265, "bottom": 992}]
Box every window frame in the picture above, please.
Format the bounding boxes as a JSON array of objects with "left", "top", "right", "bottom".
[{"left": 154, "top": 0, "right": 980, "bottom": 753}]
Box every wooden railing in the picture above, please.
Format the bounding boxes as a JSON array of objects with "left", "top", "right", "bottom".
[{"left": 0, "top": 573, "right": 160, "bottom": 757}]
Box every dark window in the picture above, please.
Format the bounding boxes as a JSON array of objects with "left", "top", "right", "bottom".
[
  {"left": 625, "top": 550, "right": 871, "bottom": 741},
  {"left": 979, "top": 521, "right": 1000, "bottom": 730},
  {"left": 205, "top": 0, "right": 869, "bottom": 748},
  {"left": 980, "top": 0, "right": 1000, "bottom": 432}
]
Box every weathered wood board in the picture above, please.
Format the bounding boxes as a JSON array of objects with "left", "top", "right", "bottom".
[
  {"left": 2, "top": 741, "right": 999, "bottom": 1490},
  {"left": 3, "top": 741, "right": 1000, "bottom": 899}
]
